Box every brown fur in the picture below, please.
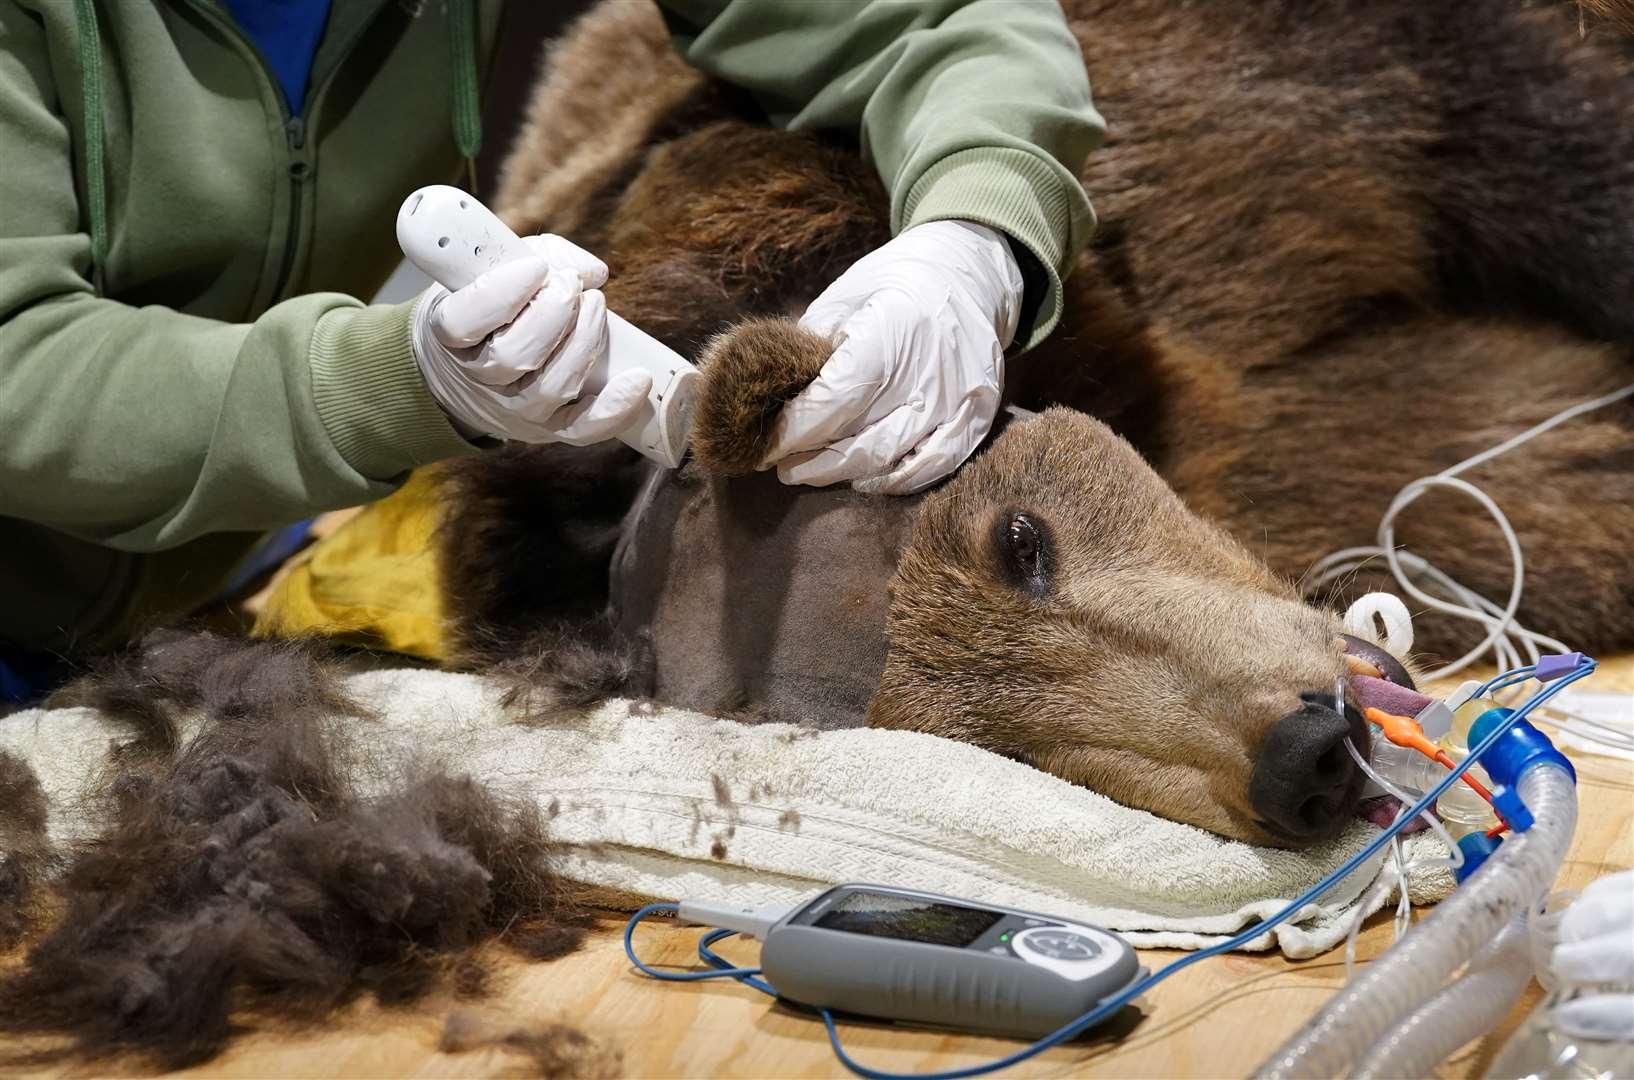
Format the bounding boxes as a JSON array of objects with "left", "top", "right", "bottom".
[
  {"left": 0, "top": 634, "right": 588, "bottom": 1069},
  {"left": 491, "top": 0, "right": 704, "bottom": 239},
  {"left": 439, "top": 1008, "right": 623, "bottom": 1079},
  {"left": 442, "top": 0, "right": 1634, "bottom": 843},
  {"left": 866, "top": 407, "right": 1351, "bottom": 845},
  {"left": 437, "top": 442, "right": 649, "bottom": 668},
  {"left": 0, "top": 750, "right": 50, "bottom": 949},
  {"left": 691, "top": 319, "right": 834, "bottom": 475},
  {"left": 1581, "top": 0, "right": 1634, "bottom": 32},
  {"left": 593, "top": 123, "right": 890, "bottom": 356}
]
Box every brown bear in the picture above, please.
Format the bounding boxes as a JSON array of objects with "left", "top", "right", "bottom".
[{"left": 439, "top": 0, "right": 1634, "bottom": 847}]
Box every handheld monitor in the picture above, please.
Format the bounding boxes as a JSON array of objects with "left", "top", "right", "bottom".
[{"left": 757, "top": 884, "right": 1144, "bottom": 1038}]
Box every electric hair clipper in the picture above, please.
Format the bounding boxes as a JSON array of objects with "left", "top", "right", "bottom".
[{"left": 396, "top": 185, "right": 698, "bottom": 468}]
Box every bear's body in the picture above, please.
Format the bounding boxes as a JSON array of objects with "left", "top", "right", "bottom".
[{"left": 440, "top": 0, "right": 1634, "bottom": 843}]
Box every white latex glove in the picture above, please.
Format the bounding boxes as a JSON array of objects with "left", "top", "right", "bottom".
[
  {"left": 1551, "top": 868, "right": 1634, "bottom": 1041},
  {"left": 763, "top": 220, "right": 1025, "bottom": 495},
  {"left": 411, "top": 234, "right": 652, "bottom": 445}
]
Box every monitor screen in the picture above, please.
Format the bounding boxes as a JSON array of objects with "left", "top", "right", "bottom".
[{"left": 814, "top": 890, "right": 1002, "bottom": 948}]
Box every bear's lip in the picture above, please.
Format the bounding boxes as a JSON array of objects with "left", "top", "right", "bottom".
[
  {"left": 1338, "top": 633, "right": 1434, "bottom": 719},
  {"left": 1338, "top": 633, "right": 1415, "bottom": 689}
]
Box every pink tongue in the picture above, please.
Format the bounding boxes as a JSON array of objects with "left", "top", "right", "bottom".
[
  {"left": 1357, "top": 795, "right": 1432, "bottom": 833},
  {"left": 1352, "top": 675, "right": 1434, "bottom": 718}
]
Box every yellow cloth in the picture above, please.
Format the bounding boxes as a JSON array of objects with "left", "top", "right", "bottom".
[{"left": 253, "top": 469, "right": 448, "bottom": 660}]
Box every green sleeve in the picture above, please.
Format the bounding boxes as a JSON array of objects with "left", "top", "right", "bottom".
[
  {"left": 660, "top": 0, "right": 1105, "bottom": 349},
  {"left": 0, "top": 1, "right": 476, "bottom": 554}
]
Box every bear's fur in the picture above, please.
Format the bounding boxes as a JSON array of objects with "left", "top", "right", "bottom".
[{"left": 441, "top": 0, "right": 1634, "bottom": 842}]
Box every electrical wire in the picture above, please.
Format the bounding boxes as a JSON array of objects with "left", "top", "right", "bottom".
[
  {"left": 625, "top": 660, "right": 1597, "bottom": 1080},
  {"left": 1477, "top": 668, "right": 1634, "bottom": 756},
  {"left": 1307, "top": 381, "right": 1633, "bottom": 682},
  {"left": 622, "top": 902, "right": 768, "bottom": 984}
]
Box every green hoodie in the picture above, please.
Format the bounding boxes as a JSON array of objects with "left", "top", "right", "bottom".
[{"left": 0, "top": 0, "right": 1102, "bottom": 654}]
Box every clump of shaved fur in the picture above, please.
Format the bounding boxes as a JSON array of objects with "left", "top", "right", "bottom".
[
  {"left": 691, "top": 319, "right": 833, "bottom": 475},
  {"left": 0, "top": 633, "right": 588, "bottom": 1070},
  {"left": 0, "top": 751, "right": 51, "bottom": 949},
  {"left": 483, "top": 622, "right": 644, "bottom": 726},
  {"left": 439, "top": 1009, "right": 623, "bottom": 1079}
]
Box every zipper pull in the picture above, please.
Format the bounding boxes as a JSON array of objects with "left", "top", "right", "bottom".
[{"left": 286, "top": 115, "right": 306, "bottom": 151}]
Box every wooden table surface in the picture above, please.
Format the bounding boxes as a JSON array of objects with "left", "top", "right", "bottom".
[{"left": 20, "top": 660, "right": 1634, "bottom": 1079}]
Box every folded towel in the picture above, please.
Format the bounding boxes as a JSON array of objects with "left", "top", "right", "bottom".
[{"left": 0, "top": 667, "right": 1449, "bottom": 959}]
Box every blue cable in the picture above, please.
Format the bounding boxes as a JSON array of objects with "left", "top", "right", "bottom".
[
  {"left": 625, "top": 659, "right": 1596, "bottom": 1079},
  {"left": 1475, "top": 666, "right": 1536, "bottom": 699},
  {"left": 698, "top": 928, "right": 778, "bottom": 996},
  {"left": 622, "top": 902, "right": 768, "bottom": 983}
]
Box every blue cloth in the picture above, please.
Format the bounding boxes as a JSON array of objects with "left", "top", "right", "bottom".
[
  {"left": 1, "top": 640, "right": 64, "bottom": 706},
  {"left": 224, "top": 0, "right": 334, "bottom": 116},
  {"left": 210, "top": 518, "right": 316, "bottom": 604}
]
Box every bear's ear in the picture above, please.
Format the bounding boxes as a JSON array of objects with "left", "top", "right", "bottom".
[{"left": 690, "top": 317, "right": 832, "bottom": 475}]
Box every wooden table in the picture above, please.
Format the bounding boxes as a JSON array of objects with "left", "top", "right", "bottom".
[
  {"left": 22, "top": 661, "right": 1634, "bottom": 1079},
  {"left": 147, "top": 658, "right": 1632, "bottom": 1078}
]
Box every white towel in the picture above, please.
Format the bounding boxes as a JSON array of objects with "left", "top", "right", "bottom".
[{"left": 0, "top": 667, "right": 1449, "bottom": 959}]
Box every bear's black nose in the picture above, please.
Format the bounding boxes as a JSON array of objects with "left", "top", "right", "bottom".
[{"left": 1249, "top": 693, "right": 1368, "bottom": 842}]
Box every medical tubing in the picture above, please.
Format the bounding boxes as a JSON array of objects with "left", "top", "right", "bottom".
[
  {"left": 1342, "top": 737, "right": 1462, "bottom": 871},
  {"left": 1349, "top": 915, "right": 1533, "bottom": 1080},
  {"left": 1251, "top": 762, "right": 1578, "bottom": 1080}
]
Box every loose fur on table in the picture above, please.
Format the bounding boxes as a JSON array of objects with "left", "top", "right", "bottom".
[
  {"left": 439, "top": 1008, "right": 624, "bottom": 1079},
  {"left": 0, "top": 750, "right": 50, "bottom": 950},
  {"left": 0, "top": 632, "right": 591, "bottom": 1071}
]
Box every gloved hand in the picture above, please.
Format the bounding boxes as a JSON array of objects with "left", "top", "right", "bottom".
[
  {"left": 411, "top": 234, "right": 652, "bottom": 445},
  {"left": 762, "top": 220, "right": 1025, "bottom": 495},
  {"left": 1551, "top": 868, "right": 1634, "bottom": 1041}
]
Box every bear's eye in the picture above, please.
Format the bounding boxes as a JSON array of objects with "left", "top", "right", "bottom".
[
  {"left": 994, "top": 510, "right": 1052, "bottom": 595},
  {"left": 1010, "top": 515, "right": 1042, "bottom": 570}
]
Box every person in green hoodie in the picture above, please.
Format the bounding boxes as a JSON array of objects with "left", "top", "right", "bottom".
[{"left": 0, "top": 0, "right": 1104, "bottom": 694}]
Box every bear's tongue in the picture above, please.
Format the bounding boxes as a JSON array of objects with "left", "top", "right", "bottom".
[
  {"left": 1351, "top": 674, "right": 1434, "bottom": 717},
  {"left": 1357, "top": 794, "right": 1432, "bottom": 833}
]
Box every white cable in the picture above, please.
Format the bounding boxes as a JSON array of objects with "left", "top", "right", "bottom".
[
  {"left": 1533, "top": 705, "right": 1634, "bottom": 753},
  {"left": 1340, "top": 738, "right": 1462, "bottom": 980},
  {"left": 1308, "top": 382, "right": 1634, "bottom": 681}
]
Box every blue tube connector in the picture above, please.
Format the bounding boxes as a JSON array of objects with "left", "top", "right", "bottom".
[
  {"left": 1453, "top": 832, "right": 1502, "bottom": 883},
  {"left": 1468, "top": 708, "right": 1577, "bottom": 788},
  {"left": 1467, "top": 707, "right": 1576, "bottom": 833}
]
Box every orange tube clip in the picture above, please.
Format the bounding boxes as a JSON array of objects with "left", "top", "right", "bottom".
[
  {"left": 1365, "top": 707, "right": 1440, "bottom": 758},
  {"left": 1364, "top": 707, "right": 1503, "bottom": 817}
]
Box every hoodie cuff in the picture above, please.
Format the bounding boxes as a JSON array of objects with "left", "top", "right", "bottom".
[
  {"left": 309, "top": 299, "right": 480, "bottom": 481},
  {"left": 901, "top": 146, "right": 1095, "bottom": 353}
]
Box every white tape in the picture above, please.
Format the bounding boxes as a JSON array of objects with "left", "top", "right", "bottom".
[{"left": 1343, "top": 592, "right": 1415, "bottom": 658}]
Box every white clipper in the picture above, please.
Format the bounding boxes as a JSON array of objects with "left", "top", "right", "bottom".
[{"left": 396, "top": 185, "right": 699, "bottom": 468}]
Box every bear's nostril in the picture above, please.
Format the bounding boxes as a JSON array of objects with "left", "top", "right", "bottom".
[
  {"left": 1298, "top": 795, "right": 1333, "bottom": 829},
  {"left": 1316, "top": 742, "right": 1348, "bottom": 776}
]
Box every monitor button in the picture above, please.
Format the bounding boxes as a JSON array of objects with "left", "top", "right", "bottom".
[{"left": 1020, "top": 929, "right": 1100, "bottom": 962}]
